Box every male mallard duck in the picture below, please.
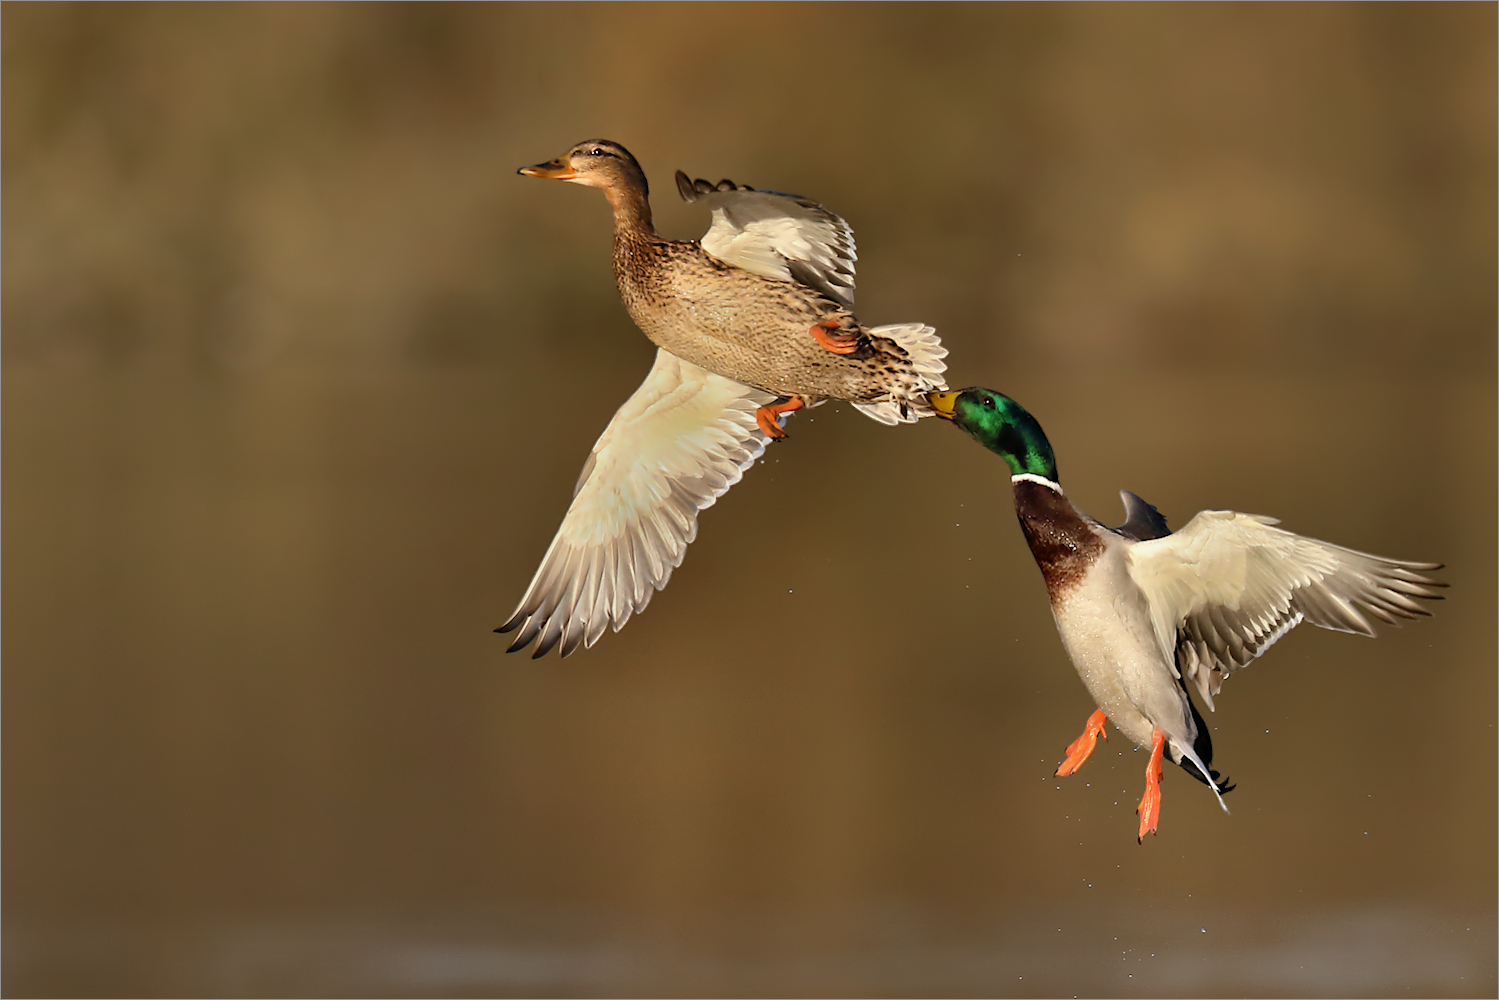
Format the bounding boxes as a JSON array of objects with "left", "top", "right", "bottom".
[
  {"left": 928, "top": 388, "right": 1445, "bottom": 842},
  {"left": 498, "top": 139, "right": 947, "bottom": 658}
]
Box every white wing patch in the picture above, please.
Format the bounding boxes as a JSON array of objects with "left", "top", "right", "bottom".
[
  {"left": 676, "top": 172, "right": 857, "bottom": 308},
  {"left": 1125, "top": 510, "right": 1444, "bottom": 709},
  {"left": 499, "top": 349, "right": 778, "bottom": 658}
]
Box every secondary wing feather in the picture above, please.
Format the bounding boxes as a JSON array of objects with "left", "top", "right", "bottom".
[
  {"left": 1125, "top": 510, "right": 1444, "bottom": 708},
  {"left": 676, "top": 172, "right": 857, "bottom": 308},
  {"left": 498, "top": 349, "right": 776, "bottom": 658}
]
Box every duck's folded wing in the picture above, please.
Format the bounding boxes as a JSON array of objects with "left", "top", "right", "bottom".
[
  {"left": 498, "top": 349, "right": 776, "bottom": 659},
  {"left": 1125, "top": 510, "right": 1445, "bottom": 708},
  {"left": 675, "top": 171, "right": 857, "bottom": 308}
]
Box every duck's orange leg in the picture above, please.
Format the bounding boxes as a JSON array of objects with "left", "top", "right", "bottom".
[
  {"left": 1136, "top": 729, "right": 1166, "bottom": 843},
  {"left": 755, "top": 396, "right": 804, "bottom": 440},
  {"left": 1055, "top": 709, "right": 1109, "bottom": 777},
  {"left": 811, "top": 318, "right": 860, "bottom": 355}
]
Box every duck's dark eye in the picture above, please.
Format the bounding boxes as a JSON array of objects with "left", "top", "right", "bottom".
[
  {"left": 587, "top": 147, "right": 607, "bottom": 157},
  {"left": 981, "top": 396, "right": 996, "bottom": 410}
]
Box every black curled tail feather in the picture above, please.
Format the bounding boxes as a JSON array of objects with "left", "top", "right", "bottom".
[{"left": 1178, "top": 692, "right": 1235, "bottom": 794}]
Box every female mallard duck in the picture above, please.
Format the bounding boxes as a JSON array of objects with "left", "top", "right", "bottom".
[
  {"left": 928, "top": 388, "right": 1445, "bottom": 842},
  {"left": 498, "top": 139, "right": 947, "bottom": 658}
]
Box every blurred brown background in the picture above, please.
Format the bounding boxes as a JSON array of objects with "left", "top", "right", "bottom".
[{"left": 4, "top": 3, "right": 1495, "bottom": 997}]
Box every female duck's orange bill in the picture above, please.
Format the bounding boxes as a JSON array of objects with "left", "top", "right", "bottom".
[{"left": 517, "top": 156, "right": 577, "bottom": 180}]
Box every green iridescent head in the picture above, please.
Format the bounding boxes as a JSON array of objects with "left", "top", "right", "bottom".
[{"left": 928, "top": 388, "right": 1059, "bottom": 483}]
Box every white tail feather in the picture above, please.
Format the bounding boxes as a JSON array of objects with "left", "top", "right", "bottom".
[
  {"left": 851, "top": 323, "right": 949, "bottom": 425},
  {"left": 1175, "top": 741, "right": 1231, "bottom": 814}
]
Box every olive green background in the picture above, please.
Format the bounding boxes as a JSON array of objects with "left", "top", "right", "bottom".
[{"left": 5, "top": 3, "right": 1495, "bottom": 996}]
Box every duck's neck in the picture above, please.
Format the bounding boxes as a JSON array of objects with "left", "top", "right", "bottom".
[
  {"left": 605, "top": 183, "right": 655, "bottom": 239},
  {"left": 1011, "top": 472, "right": 1063, "bottom": 493},
  {"left": 1010, "top": 476, "right": 1104, "bottom": 602}
]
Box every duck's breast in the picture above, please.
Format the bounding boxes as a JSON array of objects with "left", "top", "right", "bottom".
[{"left": 1049, "top": 541, "right": 1192, "bottom": 749}]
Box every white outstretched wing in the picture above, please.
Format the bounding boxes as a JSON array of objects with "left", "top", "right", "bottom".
[
  {"left": 499, "top": 349, "right": 777, "bottom": 658},
  {"left": 676, "top": 172, "right": 857, "bottom": 308},
  {"left": 1126, "top": 510, "right": 1444, "bottom": 708}
]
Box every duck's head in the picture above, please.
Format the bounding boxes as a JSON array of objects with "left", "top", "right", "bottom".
[
  {"left": 928, "top": 388, "right": 1059, "bottom": 483},
  {"left": 518, "top": 139, "right": 649, "bottom": 197}
]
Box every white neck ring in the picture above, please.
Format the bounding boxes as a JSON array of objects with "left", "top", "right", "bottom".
[{"left": 1012, "top": 472, "right": 1063, "bottom": 493}]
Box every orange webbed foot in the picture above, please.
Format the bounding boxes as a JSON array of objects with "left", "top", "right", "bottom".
[
  {"left": 1136, "top": 729, "right": 1166, "bottom": 843},
  {"left": 810, "top": 318, "right": 860, "bottom": 355},
  {"left": 755, "top": 396, "right": 804, "bottom": 440},
  {"left": 1056, "top": 709, "right": 1108, "bottom": 777}
]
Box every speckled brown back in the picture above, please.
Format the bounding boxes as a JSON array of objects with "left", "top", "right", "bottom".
[{"left": 613, "top": 229, "right": 935, "bottom": 406}]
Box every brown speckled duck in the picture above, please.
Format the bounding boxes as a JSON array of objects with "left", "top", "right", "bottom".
[{"left": 499, "top": 139, "right": 947, "bottom": 658}]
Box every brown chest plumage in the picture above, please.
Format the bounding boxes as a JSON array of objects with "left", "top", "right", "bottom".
[
  {"left": 611, "top": 231, "right": 925, "bottom": 404},
  {"left": 1012, "top": 480, "right": 1106, "bottom": 603}
]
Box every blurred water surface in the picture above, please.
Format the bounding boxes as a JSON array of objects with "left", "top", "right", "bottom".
[{"left": 4, "top": 4, "right": 1495, "bottom": 997}]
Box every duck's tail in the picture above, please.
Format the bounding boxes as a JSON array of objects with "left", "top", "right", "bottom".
[
  {"left": 851, "top": 322, "right": 949, "bottom": 425},
  {"left": 1175, "top": 693, "right": 1235, "bottom": 812}
]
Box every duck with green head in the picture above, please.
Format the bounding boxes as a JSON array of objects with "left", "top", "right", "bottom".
[{"left": 928, "top": 387, "right": 1445, "bottom": 842}]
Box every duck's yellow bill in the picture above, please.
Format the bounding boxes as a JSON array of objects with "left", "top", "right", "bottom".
[
  {"left": 518, "top": 157, "right": 577, "bottom": 180},
  {"left": 927, "top": 391, "right": 959, "bottom": 419}
]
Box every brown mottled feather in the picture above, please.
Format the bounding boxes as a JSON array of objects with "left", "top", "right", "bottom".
[{"left": 613, "top": 228, "right": 928, "bottom": 406}]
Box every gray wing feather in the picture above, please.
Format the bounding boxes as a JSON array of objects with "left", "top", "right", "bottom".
[
  {"left": 676, "top": 171, "right": 857, "bottom": 307},
  {"left": 1114, "top": 490, "right": 1172, "bottom": 541}
]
